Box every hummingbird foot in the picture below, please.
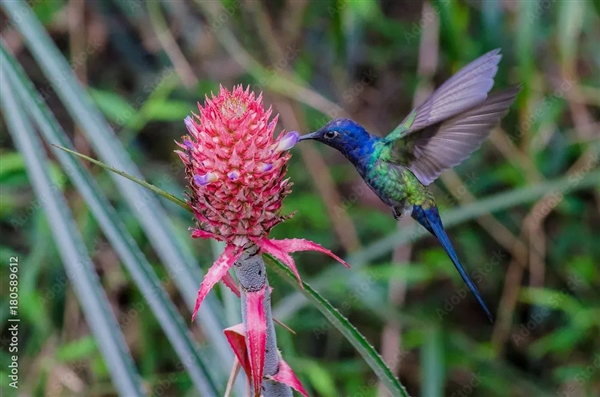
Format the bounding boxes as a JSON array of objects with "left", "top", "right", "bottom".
[{"left": 392, "top": 205, "right": 412, "bottom": 220}]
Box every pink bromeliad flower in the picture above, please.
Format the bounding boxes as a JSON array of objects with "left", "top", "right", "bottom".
[{"left": 177, "top": 85, "right": 349, "bottom": 395}]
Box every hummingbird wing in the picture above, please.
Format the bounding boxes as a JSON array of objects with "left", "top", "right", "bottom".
[
  {"left": 394, "top": 87, "right": 520, "bottom": 186},
  {"left": 386, "top": 49, "right": 503, "bottom": 142}
]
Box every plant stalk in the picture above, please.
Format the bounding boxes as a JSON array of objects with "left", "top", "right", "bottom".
[{"left": 234, "top": 245, "right": 293, "bottom": 396}]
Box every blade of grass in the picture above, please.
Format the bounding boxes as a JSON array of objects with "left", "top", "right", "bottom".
[
  {"left": 1, "top": 46, "right": 221, "bottom": 395},
  {"left": 1, "top": 0, "right": 234, "bottom": 373},
  {"left": 263, "top": 256, "right": 410, "bottom": 397},
  {"left": 421, "top": 326, "right": 444, "bottom": 397},
  {"left": 51, "top": 145, "right": 189, "bottom": 211},
  {"left": 0, "top": 65, "right": 144, "bottom": 397}
]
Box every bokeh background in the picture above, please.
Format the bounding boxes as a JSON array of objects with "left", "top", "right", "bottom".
[{"left": 1, "top": 0, "right": 599, "bottom": 396}]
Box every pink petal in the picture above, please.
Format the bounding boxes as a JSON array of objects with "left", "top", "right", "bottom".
[
  {"left": 191, "top": 228, "right": 217, "bottom": 239},
  {"left": 224, "top": 323, "right": 251, "bottom": 380},
  {"left": 246, "top": 286, "right": 267, "bottom": 396},
  {"left": 271, "top": 238, "right": 350, "bottom": 268},
  {"left": 257, "top": 238, "right": 304, "bottom": 288},
  {"left": 270, "top": 358, "right": 309, "bottom": 397},
  {"left": 222, "top": 272, "right": 241, "bottom": 297},
  {"left": 192, "top": 245, "right": 242, "bottom": 321}
]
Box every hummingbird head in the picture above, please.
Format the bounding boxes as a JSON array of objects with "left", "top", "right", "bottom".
[{"left": 297, "top": 118, "right": 376, "bottom": 157}]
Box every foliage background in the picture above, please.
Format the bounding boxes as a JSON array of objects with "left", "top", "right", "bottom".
[{"left": 1, "top": 0, "right": 599, "bottom": 396}]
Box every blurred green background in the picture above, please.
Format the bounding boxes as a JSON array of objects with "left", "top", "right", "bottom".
[{"left": 1, "top": 0, "right": 599, "bottom": 396}]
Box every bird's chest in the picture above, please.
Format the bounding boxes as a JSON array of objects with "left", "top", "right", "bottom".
[{"left": 360, "top": 161, "right": 409, "bottom": 208}]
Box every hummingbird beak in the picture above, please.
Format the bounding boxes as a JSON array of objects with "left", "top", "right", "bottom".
[{"left": 297, "top": 131, "right": 319, "bottom": 141}]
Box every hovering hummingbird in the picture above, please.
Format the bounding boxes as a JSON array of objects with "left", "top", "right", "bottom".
[{"left": 297, "top": 49, "right": 519, "bottom": 322}]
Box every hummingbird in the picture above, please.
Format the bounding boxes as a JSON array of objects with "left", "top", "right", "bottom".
[{"left": 297, "top": 49, "right": 519, "bottom": 322}]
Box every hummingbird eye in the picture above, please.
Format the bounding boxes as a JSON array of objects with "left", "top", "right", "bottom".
[{"left": 324, "top": 130, "right": 338, "bottom": 139}]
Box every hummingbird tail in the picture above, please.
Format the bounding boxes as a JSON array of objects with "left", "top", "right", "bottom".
[{"left": 412, "top": 205, "right": 494, "bottom": 323}]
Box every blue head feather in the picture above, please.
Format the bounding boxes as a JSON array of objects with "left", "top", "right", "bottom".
[{"left": 298, "top": 118, "right": 381, "bottom": 166}]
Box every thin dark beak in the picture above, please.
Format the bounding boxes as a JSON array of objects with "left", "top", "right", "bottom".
[{"left": 297, "top": 131, "right": 319, "bottom": 141}]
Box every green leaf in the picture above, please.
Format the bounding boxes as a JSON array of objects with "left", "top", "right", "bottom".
[
  {"left": 421, "top": 326, "right": 444, "bottom": 397},
  {"left": 51, "top": 145, "right": 190, "bottom": 211},
  {"left": 305, "top": 362, "right": 338, "bottom": 397},
  {"left": 0, "top": 152, "right": 27, "bottom": 179},
  {"left": 558, "top": 0, "right": 585, "bottom": 68},
  {"left": 143, "top": 99, "right": 191, "bottom": 122},
  {"left": 593, "top": 0, "right": 600, "bottom": 16},
  {"left": 88, "top": 88, "right": 136, "bottom": 126},
  {"left": 32, "top": 0, "right": 65, "bottom": 25},
  {"left": 516, "top": 0, "right": 538, "bottom": 89},
  {"left": 530, "top": 325, "right": 586, "bottom": 357},
  {"left": 0, "top": 56, "right": 145, "bottom": 397},
  {"left": 264, "top": 256, "right": 410, "bottom": 397},
  {"left": 56, "top": 336, "right": 98, "bottom": 363}
]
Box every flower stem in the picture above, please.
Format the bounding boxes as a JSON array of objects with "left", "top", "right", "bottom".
[{"left": 235, "top": 245, "right": 293, "bottom": 396}]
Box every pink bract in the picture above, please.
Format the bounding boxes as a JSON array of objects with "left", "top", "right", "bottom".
[{"left": 224, "top": 322, "right": 309, "bottom": 397}]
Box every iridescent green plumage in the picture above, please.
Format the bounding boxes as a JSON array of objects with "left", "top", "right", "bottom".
[{"left": 297, "top": 49, "right": 520, "bottom": 322}]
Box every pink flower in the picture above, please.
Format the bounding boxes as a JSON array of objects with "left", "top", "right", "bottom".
[
  {"left": 179, "top": 85, "right": 296, "bottom": 247},
  {"left": 177, "top": 86, "right": 349, "bottom": 394}
]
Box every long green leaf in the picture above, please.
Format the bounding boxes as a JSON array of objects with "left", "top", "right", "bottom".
[
  {"left": 264, "top": 256, "right": 410, "bottom": 397},
  {"left": 1, "top": 0, "right": 235, "bottom": 376},
  {"left": 0, "top": 62, "right": 144, "bottom": 397},
  {"left": 1, "top": 45, "right": 220, "bottom": 396},
  {"left": 51, "top": 145, "right": 190, "bottom": 211},
  {"left": 421, "top": 326, "right": 444, "bottom": 397}
]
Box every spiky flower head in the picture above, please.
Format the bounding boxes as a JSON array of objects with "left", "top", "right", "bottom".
[
  {"left": 177, "top": 86, "right": 349, "bottom": 318},
  {"left": 177, "top": 86, "right": 349, "bottom": 394},
  {"left": 177, "top": 85, "right": 298, "bottom": 248}
]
